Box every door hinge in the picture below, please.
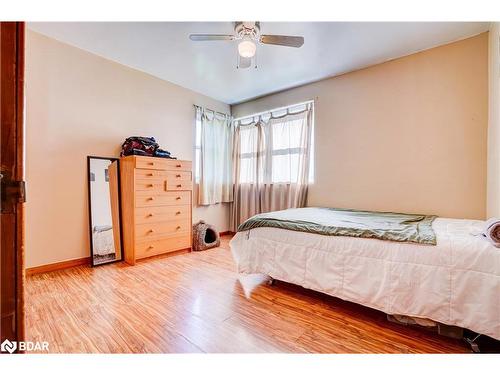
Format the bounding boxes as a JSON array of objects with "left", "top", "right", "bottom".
[{"left": 1, "top": 174, "right": 26, "bottom": 213}]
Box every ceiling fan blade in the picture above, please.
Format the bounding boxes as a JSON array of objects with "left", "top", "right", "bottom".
[
  {"left": 238, "top": 55, "right": 252, "bottom": 69},
  {"left": 260, "top": 35, "right": 304, "bottom": 48},
  {"left": 189, "top": 34, "right": 234, "bottom": 41}
]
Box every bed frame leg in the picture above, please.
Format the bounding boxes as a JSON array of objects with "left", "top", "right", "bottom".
[{"left": 464, "top": 333, "right": 481, "bottom": 353}]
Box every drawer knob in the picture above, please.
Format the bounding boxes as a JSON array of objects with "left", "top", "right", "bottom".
[
  {"left": 176, "top": 226, "right": 181, "bottom": 230},
  {"left": 148, "top": 229, "right": 154, "bottom": 234},
  {"left": 176, "top": 184, "right": 182, "bottom": 188},
  {"left": 148, "top": 162, "right": 154, "bottom": 165},
  {"left": 147, "top": 173, "right": 154, "bottom": 177},
  {"left": 147, "top": 197, "right": 155, "bottom": 201},
  {"left": 148, "top": 213, "right": 154, "bottom": 217},
  {"left": 147, "top": 184, "right": 154, "bottom": 188},
  {"left": 175, "top": 196, "right": 181, "bottom": 200},
  {"left": 147, "top": 245, "right": 154, "bottom": 250},
  {"left": 175, "top": 211, "right": 181, "bottom": 215},
  {"left": 176, "top": 164, "right": 182, "bottom": 168},
  {"left": 176, "top": 174, "right": 181, "bottom": 178}
]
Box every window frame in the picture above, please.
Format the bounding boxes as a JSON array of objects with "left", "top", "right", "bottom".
[
  {"left": 194, "top": 101, "right": 315, "bottom": 184},
  {"left": 236, "top": 101, "right": 315, "bottom": 184}
]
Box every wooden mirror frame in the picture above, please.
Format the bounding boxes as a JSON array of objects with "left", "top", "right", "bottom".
[{"left": 87, "top": 156, "right": 124, "bottom": 267}]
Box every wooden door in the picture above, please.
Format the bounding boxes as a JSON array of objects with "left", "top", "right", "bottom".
[{"left": 1, "top": 22, "right": 25, "bottom": 350}]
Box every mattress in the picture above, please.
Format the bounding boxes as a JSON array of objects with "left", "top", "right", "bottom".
[{"left": 230, "top": 217, "right": 500, "bottom": 340}]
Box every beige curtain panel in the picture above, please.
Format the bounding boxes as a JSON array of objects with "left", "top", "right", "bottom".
[
  {"left": 230, "top": 104, "right": 313, "bottom": 231},
  {"left": 197, "top": 107, "right": 234, "bottom": 205}
]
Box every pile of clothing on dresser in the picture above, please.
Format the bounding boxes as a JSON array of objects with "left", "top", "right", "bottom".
[{"left": 120, "top": 136, "right": 176, "bottom": 159}]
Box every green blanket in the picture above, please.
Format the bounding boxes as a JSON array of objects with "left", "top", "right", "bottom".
[{"left": 237, "top": 207, "right": 437, "bottom": 245}]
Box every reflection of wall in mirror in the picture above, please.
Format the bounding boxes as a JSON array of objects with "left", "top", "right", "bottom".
[{"left": 90, "top": 159, "right": 113, "bottom": 228}]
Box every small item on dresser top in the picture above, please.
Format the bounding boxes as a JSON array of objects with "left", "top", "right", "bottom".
[
  {"left": 482, "top": 218, "right": 500, "bottom": 247},
  {"left": 192, "top": 220, "right": 220, "bottom": 251},
  {"left": 120, "top": 136, "right": 176, "bottom": 159},
  {"left": 154, "top": 148, "right": 176, "bottom": 159}
]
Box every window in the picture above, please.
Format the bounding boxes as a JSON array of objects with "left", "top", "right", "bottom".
[
  {"left": 238, "top": 124, "right": 261, "bottom": 184},
  {"left": 194, "top": 108, "right": 233, "bottom": 207},
  {"left": 194, "top": 112, "right": 202, "bottom": 183},
  {"left": 195, "top": 102, "right": 314, "bottom": 186},
  {"left": 236, "top": 101, "right": 314, "bottom": 184}
]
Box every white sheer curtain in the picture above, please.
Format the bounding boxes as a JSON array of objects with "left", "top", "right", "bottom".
[
  {"left": 196, "top": 106, "right": 234, "bottom": 205},
  {"left": 230, "top": 103, "right": 313, "bottom": 230}
]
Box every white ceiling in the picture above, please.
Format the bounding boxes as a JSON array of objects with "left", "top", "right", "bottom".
[{"left": 28, "top": 22, "right": 489, "bottom": 104}]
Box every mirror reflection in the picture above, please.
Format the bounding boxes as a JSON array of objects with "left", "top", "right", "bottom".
[{"left": 88, "top": 157, "right": 122, "bottom": 266}]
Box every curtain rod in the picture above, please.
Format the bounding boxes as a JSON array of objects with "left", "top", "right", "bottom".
[
  {"left": 194, "top": 104, "right": 230, "bottom": 118},
  {"left": 232, "top": 99, "right": 314, "bottom": 122}
]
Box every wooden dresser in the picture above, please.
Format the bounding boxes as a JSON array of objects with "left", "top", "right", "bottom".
[{"left": 120, "top": 156, "right": 193, "bottom": 265}]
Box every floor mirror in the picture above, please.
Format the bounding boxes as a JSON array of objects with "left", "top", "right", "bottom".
[{"left": 87, "top": 156, "right": 123, "bottom": 266}]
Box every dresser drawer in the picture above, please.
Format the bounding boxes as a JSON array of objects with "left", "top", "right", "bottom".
[
  {"left": 165, "top": 180, "right": 193, "bottom": 191},
  {"left": 135, "top": 191, "right": 191, "bottom": 207},
  {"left": 135, "top": 180, "right": 165, "bottom": 192},
  {"left": 135, "top": 206, "right": 190, "bottom": 224},
  {"left": 135, "top": 157, "right": 192, "bottom": 171},
  {"left": 135, "top": 219, "right": 191, "bottom": 241},
  {"left": 134, "top": 157, "right": 169, "bottom": 170},
  {"left": 135, "top": 169, "right": 168, "bottom": 180},
  {"left": 165, "top": 171, "right": 192, "bottom": 181},
  {"left": 162, "top": 159, "right": 192, "bottom": 171},
  {"left": 135, "top": 234, "right": 191, "bottom": 259}
]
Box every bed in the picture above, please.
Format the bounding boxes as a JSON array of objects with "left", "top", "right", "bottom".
[{"left": 230, "top": 207, "right": 500, "bottom": 341}]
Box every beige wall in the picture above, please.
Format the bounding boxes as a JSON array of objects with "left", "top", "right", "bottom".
[
  {"left": 25, "top": 31, "right": 230, "bottom": 268},
  {"left": 488, "top": 24, "right": 500, "bottom": 218},
  {"left": 233, "top": 33, "right": 489, "bottom": 220}
]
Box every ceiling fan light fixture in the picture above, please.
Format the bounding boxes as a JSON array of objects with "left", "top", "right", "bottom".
[{"left": 238, "top": 40, "right": 256, "bottom": 58}]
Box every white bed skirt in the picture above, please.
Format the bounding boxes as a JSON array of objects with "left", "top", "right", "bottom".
[{"left": 230, "top": 218, "right": 500, "bottom": 340}]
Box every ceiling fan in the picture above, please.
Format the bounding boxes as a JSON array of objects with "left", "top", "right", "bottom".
[{"left": 189, "top": 22, "right": 304, "bottom": 69}]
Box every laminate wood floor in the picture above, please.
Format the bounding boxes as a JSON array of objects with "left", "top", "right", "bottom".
[{"left": 26, "top": 236, "right": 470, "bottom": 353}]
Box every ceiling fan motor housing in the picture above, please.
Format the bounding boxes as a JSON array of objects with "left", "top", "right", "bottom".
[{"left": 235, "top": 21, "right": 260, "bottom": 41}]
